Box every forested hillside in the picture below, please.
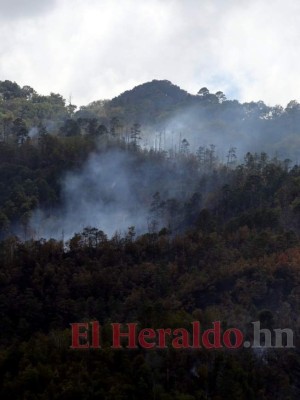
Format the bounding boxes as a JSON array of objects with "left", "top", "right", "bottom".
[{"left": 0, "top": 79, "right": 300, "bottom": 399}]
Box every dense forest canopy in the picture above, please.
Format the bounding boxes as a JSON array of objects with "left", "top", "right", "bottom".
[
  {"left": 1, "top": 78, "right": 300, "bottom": 239},
  {"left": 1, "top": 79, "right": 300, "bottom": 399},
  {"left": 2, "top": 78, "right": 300, "bottom": 158}
]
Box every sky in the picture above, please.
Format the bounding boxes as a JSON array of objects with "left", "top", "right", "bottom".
[{"left": 0, "top": 0, "right": 300, "bottom": 106}]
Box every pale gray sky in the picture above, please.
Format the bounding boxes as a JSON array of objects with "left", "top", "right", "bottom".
[{"left": 0, "top": 0, "right": 299, "bottom": 106}]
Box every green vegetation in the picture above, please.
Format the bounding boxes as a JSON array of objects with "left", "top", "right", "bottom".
[{"left": 0, "top": 79, "right": 300, "bottom": 399}]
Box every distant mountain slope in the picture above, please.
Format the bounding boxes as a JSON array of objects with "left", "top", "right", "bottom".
[
  {"left": 77, "top": 79, "right": 300, "bottom": 159},
  {"left": 105, "top": 79, "right": 193, "bottom": 124},
  {"left": 82, "top": 79, "right": 228, "bottom": 126},
  {"left": 2, "top": 78, "right": 300, "bottom": 160},
  {"left": 111, "top": 79, "right": 190, "bottom": 107}
]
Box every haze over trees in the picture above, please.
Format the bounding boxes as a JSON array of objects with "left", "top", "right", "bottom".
[{"left": 0, "top": 79, "right": 300, "bottom": 399}]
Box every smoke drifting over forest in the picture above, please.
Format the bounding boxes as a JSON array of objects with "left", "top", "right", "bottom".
[
  {"left": 31, "top": 150, "right": 149, "bottom": 239},
  {"left": 26, "top": 80, "right": 300, "bottom": 239},
  {"left": 2, "top": 78, "right": 300, "bottom": 240},
  {"left": 141, "top": 102, "right": 300, "bottom": 163},
  {"left": 29, "top": 146, "right": 222, "bottom": 240},
  {"left": 3, "top": 1, "right": 300, "bottom": 397}
]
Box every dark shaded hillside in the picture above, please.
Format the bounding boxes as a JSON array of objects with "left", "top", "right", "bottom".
[
  {"left": 2, "top": 78, "right": 300, "bottom": 239},
  {"left": 2, "top": 78, "right": 300, "bottom": 159},
  {"left": 111, "top": 79, "right": 190, "bottom": 108},
  {"left": 0, "top": 161, "right": 300, "bottom": 398},
  {"left": 80, "top": 79, "right": 226, "bottom": 126},
  {"left": 81, "top": 80, "right": 300, "bottom": 160},
  {"left": 1, "top": 79, "right": 300, "bottom": 398}
]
